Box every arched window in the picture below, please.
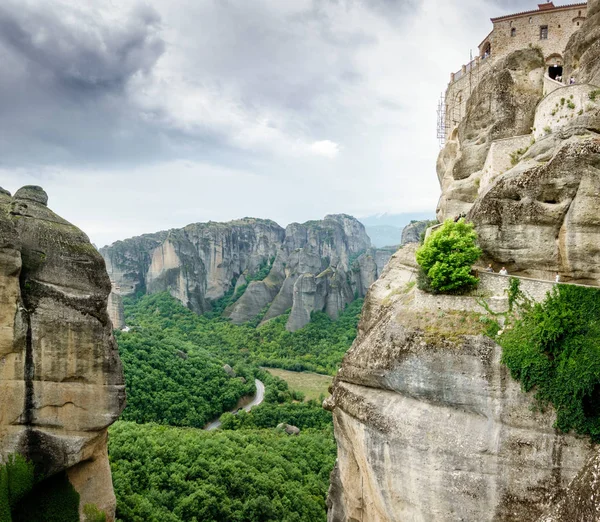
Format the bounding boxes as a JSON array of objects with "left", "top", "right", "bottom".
[
  {"left": 482, "top": 42, "right": 491, "bottom": 59},
  {"left": 511, "top": 28, "right": 516, "bottom": 37},
  {"left": 529, "top": 17, "right": 533, "bottom": 24}
]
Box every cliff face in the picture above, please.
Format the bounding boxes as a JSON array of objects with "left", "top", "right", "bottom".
[
  {"left": 0, "top": 186, "right": 125, "bottom": 520},
  {"left": 328, "top": 13, "right": 600, "bottom": 521},
  {"left": 101, "top": 218, "right": 285, "bottom": 312},
  {"left": 326, "top": 250, "right": 595, "bottom": 522},
  {"left": 401, "top": 220, "right": 432, "bottom": 245},
  {"left": 437, "top": 19, "right": 600, "bottom": 284},
  {"left": 102, "top": 214, "right": 390, "bottom": 331}
]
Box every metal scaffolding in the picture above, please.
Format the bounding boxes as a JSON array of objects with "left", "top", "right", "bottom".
[{"left": 436, "top": 93, "right": 446, "bottom": 149}]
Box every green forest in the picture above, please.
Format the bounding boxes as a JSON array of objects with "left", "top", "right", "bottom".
[{"left": 108, "top": 291, "right": 362, "bottom": 521}]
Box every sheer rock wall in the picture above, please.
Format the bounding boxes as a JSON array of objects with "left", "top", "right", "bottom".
[{"left": 0, "top": 186, "right": 125, "bottom": 520}]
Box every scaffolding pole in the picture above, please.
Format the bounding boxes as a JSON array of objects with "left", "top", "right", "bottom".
[{"left": 436, "top": 93, "right": 446, "bottom": 149}]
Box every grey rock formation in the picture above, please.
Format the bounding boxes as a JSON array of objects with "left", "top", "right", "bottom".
[
  {"left": 103, "top": 214, "right": 391, "bottom": 331},
  {"left": 0, "top": 186, "right": 125, "bottom": 521},
  {"left": 101, "top": 218, "right": 285, "bottom": 312},
  {"left": 436, "top": 23, "right": 600, "bottom": 284},
  {"left": 326, "top": 251, "right": 595, "bottom": 522},
  {"left": 469, "top": 135, "right": 600, "bottom": 283},
  {"left": 437, "top": 49, "right": 545, "bottom": 221},
  {"left": 564, "top": 0, "right": 600, "bottom": 87},
  {"left": 401, "top": 220, "right": 432, "bottom": 244},
  {"left": 107, "top": 287, "right": 125, "bottom": 330},
  {"left": 277, "top": 423, "right": 300, "bottom": 436}
]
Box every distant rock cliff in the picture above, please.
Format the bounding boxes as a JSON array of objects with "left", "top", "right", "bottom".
[
  {"left": 401, "top": 220, "right": 432, "bottom": 245},
  {"left": 0, "top": 186, "right": 125, "bottom": 520},
  {"left": 101, "top": 214, "right": 392, "bottom": 331}
]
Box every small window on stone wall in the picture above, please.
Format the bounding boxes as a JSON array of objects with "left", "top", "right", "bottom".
[
  {"left": 529, "top": 17, "right": 533, "bottom": 24},
  {"left": 540, "top": 25, "right": 548, "bottom": 39},
  {"left": 511, "top": 28, "right": 516, "bottom": 37}
]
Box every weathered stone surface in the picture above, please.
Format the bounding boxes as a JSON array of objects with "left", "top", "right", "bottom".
[
  {"left": 0, "top": 186, "right": 125, "bottom": 521},
  {"left": 437, "top": 49, "right": 545, "bottom": 221},
  {"left": 469, "top": 135, "right": 600, "bottom": 283},
  {"left": 276, "top": 423, "right": 300, "bottom": 436},
  {"left": 400, "top": 220, "right": 431, "bottom": 244},
  {"left": 538, "top": 448, "right": 600, "bottom": 522},
  {"left": 327, "top": 253, "right": 595, "bottom": 522},
  {"left": 101, "top": 218, "right": 285, "bottom": 312},
  {"left": 107, "top": 287, "right": 125, "bottom": 330},
  {"left": 564, "top": 0, "right": 600, "bottom": 87}
]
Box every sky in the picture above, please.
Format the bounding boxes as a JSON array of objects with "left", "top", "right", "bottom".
[{"left": 0, "top": 0, "right": 533, "bottom": 247}]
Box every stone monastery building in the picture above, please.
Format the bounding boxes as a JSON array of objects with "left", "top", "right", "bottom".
[{"left": 444, "top": 1, "right": 587, "bottom": 140}]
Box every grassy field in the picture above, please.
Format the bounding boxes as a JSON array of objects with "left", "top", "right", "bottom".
[{"left": 264, "top": 368, "right": 333, "bottom": 401}]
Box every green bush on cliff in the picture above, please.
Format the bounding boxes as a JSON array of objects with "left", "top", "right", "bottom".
[
  {"left": 416, "top": 218, "right": 481, "bottom": 294},
  {"left": 500, "top": 284, "right": 600, "bottom": 440}
]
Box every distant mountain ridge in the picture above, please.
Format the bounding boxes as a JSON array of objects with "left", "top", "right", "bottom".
[{"left": 360, "top": 213, "right": 434, "bottom": 248}]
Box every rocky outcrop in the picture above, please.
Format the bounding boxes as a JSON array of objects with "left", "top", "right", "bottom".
[
  {"left": 229, "top": 215, "right": 373, "bottom": 331},
  {"left": 101, "top": 218, "right": 285, "bottom": 311},
  {"left": 102, "top": 214, "right": 392, "bottom": 331},
  {"left": 437, "top": 48, "right": 545, "bottom": 221},
  {"left": 107, "top": 286, "right": 125, "bottom": 330},
  {"left": 436, "top": 24, "right": 600, "bottom": 284},
  {"left": 564, "top": 0, "right": 600, "bottom": 87},
  {"left": 0, "top": 186, "right": 125, "bottom": 520},
  {"left": 326, "top": 250, "right": 595, "bottom": 522},
  {"left": 401, "top": 220, "right": 432, "bottom": 244}
]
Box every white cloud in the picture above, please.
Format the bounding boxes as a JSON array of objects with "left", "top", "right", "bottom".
[{"left": 309, "top": 140, "right": 340, "bottom": 158}]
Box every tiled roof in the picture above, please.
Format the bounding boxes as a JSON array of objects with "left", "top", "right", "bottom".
[{"left": 490, "top": 2, "right": 587, "bottom": 23}]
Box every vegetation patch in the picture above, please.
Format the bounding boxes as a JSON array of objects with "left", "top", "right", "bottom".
[
  {"left": 0, "top": 455, "right": 81, "bottom": 522},
  {"left": 118, "top": 292, "right": 361, "bottom": 427},
  {"left": 500, "top": 285, "right": 600, "bottom": 441},
  {"left": 109, "top": 421, "right": 336, "bottom": 522},
  {"left": 416, "top": 219, "right": 481, "bottom": 294},
  {"left": 397, "top": 309, "right": 491, "bottom": 344},
  {"left": 264, "top": 368, "right": 332, "bottom": 402}
]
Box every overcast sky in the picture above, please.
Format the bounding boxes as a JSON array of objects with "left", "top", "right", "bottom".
[{"left": 1, "top": 0, "right": 532, "bottom": 247}]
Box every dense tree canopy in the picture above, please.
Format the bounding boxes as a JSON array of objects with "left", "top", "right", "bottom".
[
  {"left": 123, "top": 292, "right": 362, "bottom": 376},
  {"left": 110, "top": 290, "right": 360, "bottom": 520},
  {"left": 109, "top": 422, "right": 336, "bottom": 522}
]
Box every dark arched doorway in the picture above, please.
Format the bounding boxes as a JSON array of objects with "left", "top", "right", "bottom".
[{"left": 548, "top": 65, "right": 563, "bottom": 80}]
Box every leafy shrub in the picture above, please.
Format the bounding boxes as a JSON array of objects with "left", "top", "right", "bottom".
[
  {"left": 589, "top": 89, "right": 600, "bottom": 102},
  {"left": 416, "top": 219, "right": 481, "bottom": 294},
  {"left": 500, "top": 285, "right": 600, "bottom": 440}
]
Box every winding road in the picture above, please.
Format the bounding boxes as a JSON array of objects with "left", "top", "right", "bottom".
[{"left": 205, "top": 379, "right": 265, "bottom": 431}]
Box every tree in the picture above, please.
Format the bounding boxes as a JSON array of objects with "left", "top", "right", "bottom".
[{"left": 416, "top": 218, "right": 481, "bottom": 293}]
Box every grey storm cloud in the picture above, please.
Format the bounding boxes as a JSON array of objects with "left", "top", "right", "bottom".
[
  {"left": 0, "top": 2, "right": 164, "bottom": 90},
  {"left": 0, "top": 1, "right": 168, "bottom": 167}
]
